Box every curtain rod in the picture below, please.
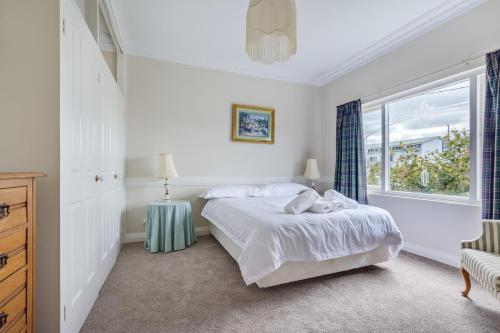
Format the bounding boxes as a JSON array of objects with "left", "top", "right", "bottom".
[{"left": 361, "top": 52, "right": 487, "bottom": 104}]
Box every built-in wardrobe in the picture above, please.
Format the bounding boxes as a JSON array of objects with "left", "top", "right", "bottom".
[
  {"left": 60, "top": 0, "right": 126, "bottom": 332},
  {"left": 1, "top": 0, "right": 124, "bottom": 331}
]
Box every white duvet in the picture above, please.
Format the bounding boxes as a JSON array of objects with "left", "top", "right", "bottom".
[{"left": 201, "top": 195, "right": 404, "bottom": 285}]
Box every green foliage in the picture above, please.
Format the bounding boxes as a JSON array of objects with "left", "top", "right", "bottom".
[
  {"left": 368, "top": 161, "right": 382, "bottom": 186},
  {"left": 390, "top": 129, "right": 470, "bottom": 196}
]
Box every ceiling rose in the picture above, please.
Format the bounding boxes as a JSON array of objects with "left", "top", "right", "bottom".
[{"left": 246, "top": 0, "right": 297, "bottom": 64}]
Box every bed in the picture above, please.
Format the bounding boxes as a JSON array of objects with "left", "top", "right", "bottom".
[{"left": 201, "top": 188, "right": 404, "bottom": 288}]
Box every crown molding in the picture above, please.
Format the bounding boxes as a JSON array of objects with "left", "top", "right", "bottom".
[
  {"left": 312, "top": 0, "right": 487, "bottom": 86},
  {"left": 101, "top": 0, "right": 126, "bottom": 54}
]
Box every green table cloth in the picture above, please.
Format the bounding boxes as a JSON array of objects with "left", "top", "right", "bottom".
[{"left": 145, "top": 200, "right": 196, "bottom": 253}]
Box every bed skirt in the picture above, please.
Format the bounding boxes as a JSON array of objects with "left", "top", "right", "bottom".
[{"left": 208, "top": 221, "right": 395, "bottom": 288}]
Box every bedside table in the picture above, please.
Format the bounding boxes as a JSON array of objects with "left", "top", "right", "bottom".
[{"left": 145, "top": 200, "right": 197, "bottom": 253}]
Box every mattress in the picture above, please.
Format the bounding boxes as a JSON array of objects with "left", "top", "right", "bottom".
[{"left": 201, "top": 195, "right": 404, "bottom": 285}]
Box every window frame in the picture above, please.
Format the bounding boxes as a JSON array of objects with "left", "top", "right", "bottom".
[
  {"left": 363, "top": 105, "right": 383, "bottom": 192},
  {"left": 362, "top": 67, "right": 484, "bottom": 205}
]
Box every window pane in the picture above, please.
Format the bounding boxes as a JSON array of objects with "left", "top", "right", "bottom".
[
  {"left": 363, "top": 107, "right": 382, "bottom": 188},
  {"left": 387, "top": 80, "right": 470, "bottom": 197}
]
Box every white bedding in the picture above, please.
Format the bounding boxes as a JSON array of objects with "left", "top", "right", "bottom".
[{"left": 201, "top": 195, "right": 404, "bottom": 285}]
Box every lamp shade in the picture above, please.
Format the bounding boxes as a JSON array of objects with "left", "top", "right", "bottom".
[
  {"left": 304, "top": 159, "right": 320, "bottom": 180},
  {"left": 156, "top": 153, "right": 179, "bottom": 179},
  {"left": 246, "top": 0, "right": 297, "bottom": 64}
]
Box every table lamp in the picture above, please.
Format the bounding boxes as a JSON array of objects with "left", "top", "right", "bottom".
[
  {"left": 157, "top": 153, "right": 179, "bottom": 201},
  {"left": 304, "top": 158, "right": 320, "bottom": 191}
]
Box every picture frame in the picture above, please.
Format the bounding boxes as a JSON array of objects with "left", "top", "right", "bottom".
[{"left": 231, "top": 104, "right": 275, "bottom": 144}]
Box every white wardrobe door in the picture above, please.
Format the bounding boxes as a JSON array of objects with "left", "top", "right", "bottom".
[{"left": 60, "top": 0, "right": 125, "bottom": 332}]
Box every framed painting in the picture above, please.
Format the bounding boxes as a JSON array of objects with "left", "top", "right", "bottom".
[{"left": 232, "top": 104, "right": 275, "bottom": 144}]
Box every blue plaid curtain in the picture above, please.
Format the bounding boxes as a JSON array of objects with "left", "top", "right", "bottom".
[
  {"left": 334, "top": 99, "right": 368, "bottom": 204},
  {"left": 483, "top": 50, "right": 500, "bottom": 219}
]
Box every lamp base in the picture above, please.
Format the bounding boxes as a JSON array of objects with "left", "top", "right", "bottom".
[
  {"left": 163, "top": 178, "right": 171, "bottom": 201},
  {"left": 307, "top": 179, "right": 318, "bottom": 191}
]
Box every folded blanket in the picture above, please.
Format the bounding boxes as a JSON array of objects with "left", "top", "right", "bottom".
[
  {"left": 324, "top": 190, "right": 359, "bottom": 209},
  {"left": 308, "top": 198, "right": 345, "bottom": 214},
  {"left": 284, "top": 189, "right": 320, "bottom": 214}
]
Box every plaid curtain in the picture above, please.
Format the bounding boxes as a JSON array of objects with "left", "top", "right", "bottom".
[
  {"left": 483, "top": 50, "right": 500, "bottom": 219},
  {"left": 334, "top": 99, "right": 368, "bottom": 204}
]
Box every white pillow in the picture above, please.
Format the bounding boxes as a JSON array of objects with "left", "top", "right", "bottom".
[
  {"left": 284, "top": 189, "right": 320, "bottom": 214},
  {"left": 263, "top": 183, "right": 310, "bottom": 197},
  {"left": 199, "top": 184, "right": 267, "bottom": 199}
]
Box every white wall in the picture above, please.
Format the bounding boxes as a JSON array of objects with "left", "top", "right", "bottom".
[
  {"left": 321, "top": 0, "right": 500, "bottom": 267},
  {"left": 125, "top": 55, "right": 322, "bottom": 236},
  {"left": 0, "top": 1, "right": 60, "bottom": 332},
  {"left": 102, "top": 50, "right": 117, "bottom": 80}
]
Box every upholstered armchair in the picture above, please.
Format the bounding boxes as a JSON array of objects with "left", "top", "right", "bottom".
[{"left": 460, "top": 220, "right": 500, "bottom": 300}]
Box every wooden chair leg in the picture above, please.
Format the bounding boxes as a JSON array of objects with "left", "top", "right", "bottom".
[{"left": 461, "top": 268, "right": 471, "bottom": 297}]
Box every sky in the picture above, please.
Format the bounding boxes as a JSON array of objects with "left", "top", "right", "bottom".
[{"left": 364, "top": 80, "right": 470, "bottom": 146}]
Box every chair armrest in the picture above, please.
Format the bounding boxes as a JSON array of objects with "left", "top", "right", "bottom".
[
  {"left": 461, "top": 237, "right": 481, "bottom": 250},
  {"left": 461, "top": 220, "right": 500, "bottom": 253}
]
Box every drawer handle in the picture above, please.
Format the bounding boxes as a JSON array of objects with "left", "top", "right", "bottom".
[
  {"left": 0, "top": 312, "right": 7, "bottom": 329},
  {"left": 0, "top": 253, "right": 8, "bottom": 269},
  {"left": 0, "top": 202, "right": 9, "bottom": 220}
]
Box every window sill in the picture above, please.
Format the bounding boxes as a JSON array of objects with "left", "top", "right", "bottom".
[{"left": 368, "top": 191, "right": 481, "bottom": 207}]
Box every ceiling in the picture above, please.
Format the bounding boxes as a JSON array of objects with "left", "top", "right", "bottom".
[{"left": 108, "top": 0, "right": 486, "bottom": 86}]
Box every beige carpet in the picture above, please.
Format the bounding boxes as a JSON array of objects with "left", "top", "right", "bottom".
[{"left": 81, "top": 236, "right": 500, "bottom": 333}]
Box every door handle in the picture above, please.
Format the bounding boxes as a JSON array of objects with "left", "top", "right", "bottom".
[
  {"left": 0, "top": 253, "right": 8, "bottom": 269},
  {"left": 0, "top": 312, "right": 7, "bottom": 329},
  {"left": 0, "top": 203, "right": 9, "bottom": 220},
  {"left": 114, "top": 173, "right": 119, "bottom": 180},
  {"left": 95, "top": 175, "right": 104, "bottom": 183}
]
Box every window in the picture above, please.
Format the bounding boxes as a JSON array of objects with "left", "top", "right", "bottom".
[
  {"left": 387, "top": 80, "right": 470, "bottom": 196},
  {"left": 362, "top": 69, "right": 483, "bottom": 201}
]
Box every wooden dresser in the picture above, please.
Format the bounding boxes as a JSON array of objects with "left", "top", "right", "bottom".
[{"left": 0, "top": 173, "right": 43, "bottom": 333}]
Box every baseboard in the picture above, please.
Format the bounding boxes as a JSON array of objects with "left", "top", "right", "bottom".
[
  {"left": 123, "top": 232, "right": 145, "bottom": 243},
  {"left": 195, "top": 227, "right": 210, "bottom": 236},
  {"left": 123, "top": 227, "right": 211, "bottom": 244},
  {"left": 403, "top": 242, "right": 460, "bottom": 268}
]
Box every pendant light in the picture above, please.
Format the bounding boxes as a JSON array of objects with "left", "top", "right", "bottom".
[{"left": 246, "top": 0, "right": 297, "bottom": 64}]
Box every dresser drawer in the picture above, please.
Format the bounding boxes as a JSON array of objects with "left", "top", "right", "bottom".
[
  {"left": 0, "top": 269, "right": 26, "bottom": 306},
  {"left": 0, "top": 208, "right": 27, "bottom": 234},
  {"left": 0, "top": 229, "right": 27, "bottom": 284},
  {"left": 3, "top": 313, "right": 26, "bottom": 333},
  {"left": 0, "top": 250, "right": 26, "bottom": 283},
  {"left": 0, "top": 289, "right": 26, "bottom": 332},
  {"left": 0, "top": 187, "right": 27, "bottom": 236},
  {"left": 0, "top": 188, "right": 26, "bottom": 207},
  {"left": 0, "top": 229, "right": 26, "bottom": 255}
]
